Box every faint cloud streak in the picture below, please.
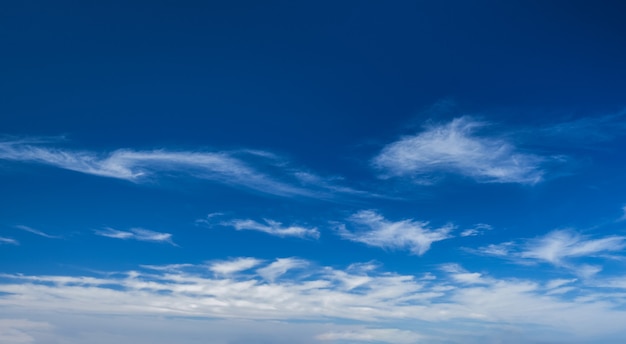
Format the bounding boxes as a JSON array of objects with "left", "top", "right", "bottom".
[{"left": 16, "top": 225, "right": 61, "bottom": 239}]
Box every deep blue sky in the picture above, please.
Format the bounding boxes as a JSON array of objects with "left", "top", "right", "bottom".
[{"left": 2, "top": 1, "right": 626, "bottom": 343}]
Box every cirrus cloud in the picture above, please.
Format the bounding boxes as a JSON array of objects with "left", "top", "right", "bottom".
[
  {"left": 336, "top": 210, "right": 453, "bottom": 256},
  {"left": 373, "top": 117, "right": 548, "bottom": 184}
]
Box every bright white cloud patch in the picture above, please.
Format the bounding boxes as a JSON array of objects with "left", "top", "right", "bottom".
[
  {"left": 209, "top": 257, "right": 263, "bottom": 275},
  {"left": 338, "top": 210, "right": 453, "bottom": 255},
  {"left": 94, "top": 227, "right": 176, "bottom": 245},
  {"left": 221, "top": 218, "right": 320, "bottom": 239},
  {"left": 373, "top": 117, "right": 546, "bottom": 184}
]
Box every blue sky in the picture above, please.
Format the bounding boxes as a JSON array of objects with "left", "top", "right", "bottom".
[{"left": 2, "top": 1, "right": 626, "bottom": 343}]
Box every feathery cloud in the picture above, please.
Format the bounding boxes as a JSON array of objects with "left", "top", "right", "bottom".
[
  {"left": 256, "top": 258, "right": 308, "bottom": 282},
  {"left": 520, "top": 230, "right": 626, "bottom": 265},
  {"left": 475, "top": 242, "right": 514, "bottom": 257},
  {"left": 373, "top": 117, "right": 546, "bottom": 184},
  {"left": 220, "top": 218, "right": 320, "bottom": 239},
  {"left": 337, "top": 210, "right": 453, "bottom": 255},
  {"left": 460, "top": 223, "right": 492, "bottom": 237},
  {"left": 94, "top": 227, "right": 177, "bottom": 245},
  {"left": 0, "top": 139, "right": 366, "bottom": 199},
  {"left": 476, "top": 230, "right": 626, "bottom": 277}
]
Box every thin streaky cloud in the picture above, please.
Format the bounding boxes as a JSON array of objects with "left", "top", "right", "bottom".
[
  {"left": 194, "top": 212, "right": 226, "bottom": 227},
  {"left": 337, "top": 210, "right": 453, "bottom": 255},
  {"left": 140, "top": 264, "right": 194, "bottom": 271},
  {"left": 475, "top": 230, "right": 626, "bottom": 277},
  {"left": 545, "top": 278, "right": 577, "bottom": 290},
  {"left": 473, "top": 242, "right": 514, "bottom": 257},
  {"left": 0, "top": 139, "right": 369, "bottom": 199},
  {"left": 460, "top": 223, "right": 492, "bottom": 237},
  {"left": 94, "top": 227, "right": 177, "bottom": 246},
  {"left": 220, "top": 218, "right": 320, "bottom": 239},
  {"left": 15, "top": 225, "right": 61, "bottom": 239},
  {"left": 0, "top": 237, "right": 19, "bottom": 245},
  {"left": 520, "top": 230, "right": 626, "bottom": 265},
  {"left": 0, "top": 140, "right": 305, "bottom": 196},
  {"left": 94, "top": 228, "right": 134, "bottom": 239},
  {"left": 373, "top": 116, "right": 547, "bottom": 184}
]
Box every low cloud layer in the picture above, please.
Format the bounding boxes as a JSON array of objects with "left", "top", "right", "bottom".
[{"left": 2, "top": 258, "right": 626, "bottom": 343}]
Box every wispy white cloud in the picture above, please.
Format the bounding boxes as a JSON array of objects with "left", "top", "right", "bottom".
[
  {"left": 2, "top": 258, "right": 626, "bottom": 343},
  {"left": 473, "top": 242, "right": 513, "bottom": 257},
  {"left": 520, "top": 230, "right": 626, "bottom": 265},
  {"left": 545, "top": 278, "right": 577, "bottom": 290},
  {"left": 0, "top": 139, "right": 365, "bottom": 199},
  {"left": 256, "top": 258, "right": 308, "bottom": 282},
  {"left": 476, "top": 230, "right": 626, "bottom": 277},
  {"left": 440, "top": 264, "right": 488, "bottom": 285},
  {"left": 220, "top": 218, "right": 320, "bottom": 239},
  {"left": 94, "top": 227, "right": 177, "bottom": 246},
  {"left": 373, "top": 116, "right": 547, "bottom": 184},
  {"left": 15, "top": 225, "right": 61, "bottom": 239},
  {"left": 209, "top": 257, "right": 263, "bottom": 275},
  {"left": 337, "top": 210, "right": 453, "bottom": 255},
  {"left": 140, "top": 263, "right": 194, "bottom": 271},
  {"left": 0, "top": 236, "right": 19, "bottom": 245},
  {"left": 460, "top": 223, "right": 492, "bottom": 237}
]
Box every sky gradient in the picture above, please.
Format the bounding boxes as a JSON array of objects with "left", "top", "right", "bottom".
[{"left": 2, "top": 1, "right": 626, "bottom": 343}]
